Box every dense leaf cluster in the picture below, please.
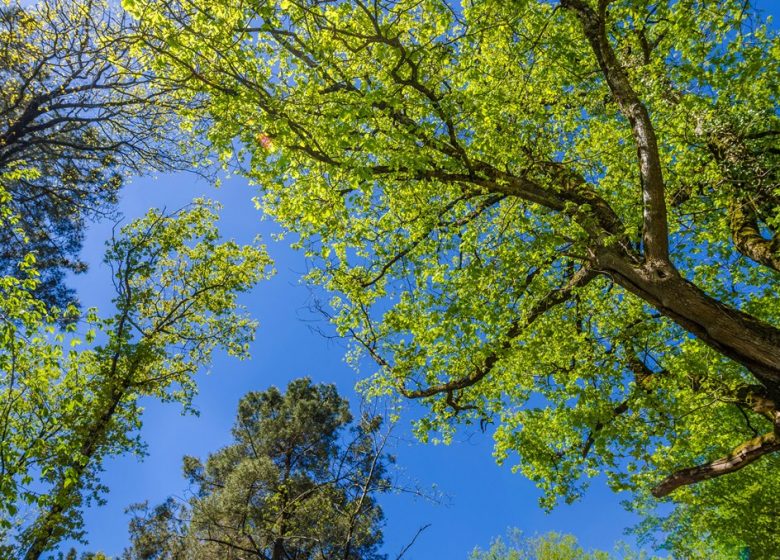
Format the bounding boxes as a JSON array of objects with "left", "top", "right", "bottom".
[
  {"left": 0, "top": 199, "right": 270, "bottom": 558},
  {"left": 127, "top": 0, "right": 780, "bottom": 555}
]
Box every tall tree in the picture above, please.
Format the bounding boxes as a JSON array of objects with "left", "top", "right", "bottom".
[
  {"left": 128, "top": 0, "right": 780, "bottom": 555},
  {"left": 0, "top": 0, "right": 200, "bottom": 308},
  {"left": 123, "top": 379, "right": 390, "bottom": 560},
  {"left": 0, "top": 199, "right": 270, "bottom": 558}
]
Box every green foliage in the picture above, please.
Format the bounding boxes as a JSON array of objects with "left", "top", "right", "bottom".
[
  {"left": 129, "top": 0, "right": 780, "bottom": 555},
  {"left": 0, "top": 0, "right": 201, "bottom": 309},
  {"left": 0, "top": 199, "right": 271, "bottom": 558},
  {"left": 123, "top": 378, "right": 391, "bottom": 560},
  {"left": 629, "top": 456, "right": 780, "bottom": 558},
  {"left": 470, "top": 529, "right": 657, "bottom": 560},
  {"left": 58, "top": 551, "right": 111, "bottom": 560}
]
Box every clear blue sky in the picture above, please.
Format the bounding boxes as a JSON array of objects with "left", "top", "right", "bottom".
[
  {"left": 60, "top": 3, "right": 779, "bottom": 557},
  {"left": 66, "top": 174, "right": 641, "bottom": 559}
]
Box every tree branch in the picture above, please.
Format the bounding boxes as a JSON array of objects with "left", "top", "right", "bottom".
[
  {"left": 652, "top": 431, "right": 780, "bottom": 498},
  {"left": 399, "top": 265, "right": 596, "bottom": 399},
  {"left": 562, "top": 0, "right": 670, "bottom": 263},
  {"left": 729, "top": 196, "right": 780, "bottom": 272}
]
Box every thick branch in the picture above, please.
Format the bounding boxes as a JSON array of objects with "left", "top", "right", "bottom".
[
  {"left": 704, "top": 127, "right": 780, "bottom": 272},
  {"left": 562, "top": 0, "right": 670, "bottom": 263},
  {"left": 652, "top": 431, "right": 780, "bottom": 498},
  {"left": 735, "top": 384, "right": 780, "bottom": 423},
  {"left": 729, "top": 191, "right": 780, "bottom": 273},
  {"left": 596, "top": 248, "right": 780, "bottom": 389}
]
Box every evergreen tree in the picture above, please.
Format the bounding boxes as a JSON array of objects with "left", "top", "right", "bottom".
[{"left": 125, "top": 379, "right": 391, "bottom": 560}]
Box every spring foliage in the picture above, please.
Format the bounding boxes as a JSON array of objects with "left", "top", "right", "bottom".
[
  {"left": 0, "top": 198, "right": 270, "bottom": 558},
  {"left": 128, "top": 0, "right": 779, "bottom": 555}
]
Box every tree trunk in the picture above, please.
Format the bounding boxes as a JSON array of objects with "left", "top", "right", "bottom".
[
  {"left": 23, "top": 389, "right": 124, "bottom": 560},
  {"left": 597, "top": 249, "right": 780, "bottom": 392}
]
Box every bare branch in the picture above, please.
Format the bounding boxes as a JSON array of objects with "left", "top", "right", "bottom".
[{"left": 395, "top": 524, "right": 431, "bottom": 560}]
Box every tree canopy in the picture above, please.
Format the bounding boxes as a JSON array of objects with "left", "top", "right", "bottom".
[
  {"left": 126, "top": 0, "right": 780, "bottom": 555},
  {"left": 123, "top": 378, "right": 391, "bottom": 560},
  {"left": 0, "top": 198, "right": 270, "bottom": 559},
  {"left": 470, "top": 529, "right": 657, "bottom": 560},
  {"left": 0, "top": 0, "right": 200, "bottom": 309}
]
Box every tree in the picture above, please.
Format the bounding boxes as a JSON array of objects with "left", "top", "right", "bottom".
[
  {"left": 57, "top": 551, "right": 111, "bottom": 560},
  {"left": 0, "top": 198, "right": 270, "bottom": 558},
  {"left": 123, "top": 379, "right": 391, "bottom": 560},
  {"left": 0, "top": 0, "right": 200, "bottom": 309},
  {"left": 128, "top": 0, "right": 780, "bottom": 554},
  {"left": 469, "top": 529, "right": 657, "bottom": 560}
]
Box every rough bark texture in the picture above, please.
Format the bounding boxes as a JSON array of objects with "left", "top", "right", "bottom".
[
  {"left": 596, "top": 249, "right": 780, "bottom": 390},
  {"left": 730, "top": 197, "right": 780, "bottom": 273},
  {"left": 652, "top": 432, "right": 780, "bottom": 498}
]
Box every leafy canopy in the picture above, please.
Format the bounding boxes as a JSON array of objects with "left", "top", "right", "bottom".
[
  {"left": 470, "top": 529, "right": 658, "bottom": 560},
  {"left": 127, "top": 0, "right": 780, "bottom": 556},
  {"left": 0, "top": 198, "right": 271, "bottom": 559}
]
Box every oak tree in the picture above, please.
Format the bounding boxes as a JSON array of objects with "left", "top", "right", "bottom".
[{"left": 128, "top": 0, "right": 780, "bottom": 555}]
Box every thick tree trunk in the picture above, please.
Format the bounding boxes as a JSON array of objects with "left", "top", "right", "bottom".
[{"left": 597, "top": 249, "right": 780, "bottom": 391}]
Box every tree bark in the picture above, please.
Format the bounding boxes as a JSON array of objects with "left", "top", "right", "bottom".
[
  {"left": 652, "top": 432, "right": 780, "bottom": 498},
  {"left": 730, "top": 197, "right": 780, "bottom": 273},
  {"left": 597, "top": 249, "right": 780, "bottom": 391}
]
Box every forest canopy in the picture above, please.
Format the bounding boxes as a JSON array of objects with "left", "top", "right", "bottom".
[
  {"left": 0, "top": 0, "right": 778, "bottom": 557},
  {"left": 124, "top": 0, "right": 780, "bottom": 556}
]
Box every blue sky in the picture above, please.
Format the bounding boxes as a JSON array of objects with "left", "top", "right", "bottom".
[
  {"left": 60, "top": 2, "right": 780, "bottom": 557},
  {"left": 66, "top": 174, "right": 640, "bottom": 559}
]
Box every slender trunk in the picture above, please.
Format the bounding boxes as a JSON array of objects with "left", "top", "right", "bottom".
[
  {"left": 271, "top": 451, "right": 293, "bottom": 560},
  {"left": 23, "top": 388, "right": 125, "bottom": 560}
]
